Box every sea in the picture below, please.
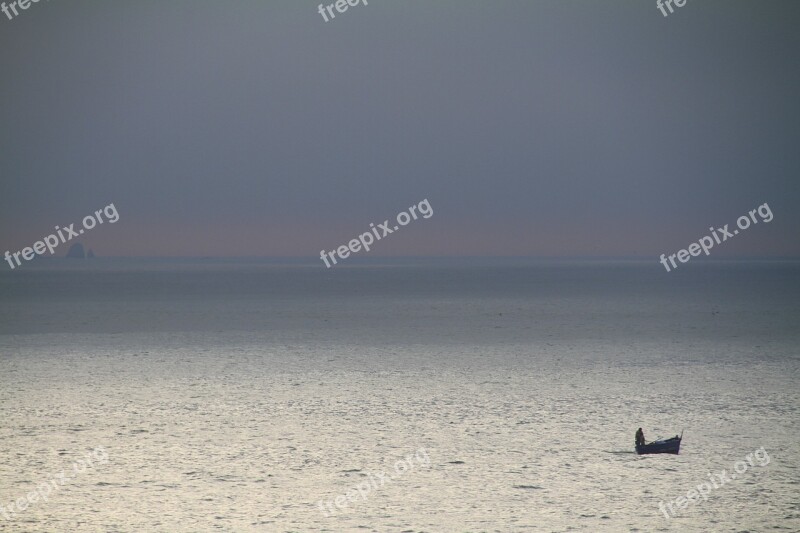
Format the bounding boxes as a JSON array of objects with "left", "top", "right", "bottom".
[{"left": 0, "top": 258, "right": 798, "bottom": 532}]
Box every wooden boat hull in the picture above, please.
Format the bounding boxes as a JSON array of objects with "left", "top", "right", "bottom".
[{"left": 636, "top": 436, "right": 681, "bottom": 455}]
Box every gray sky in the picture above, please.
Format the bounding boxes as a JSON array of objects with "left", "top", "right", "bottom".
[{"left": 1, "top": 0, "right": 798, "bottom": 257}]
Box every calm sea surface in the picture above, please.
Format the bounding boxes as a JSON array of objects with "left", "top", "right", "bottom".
[{"left": 1, "top": 259, "right": 798, "bottom": 532}]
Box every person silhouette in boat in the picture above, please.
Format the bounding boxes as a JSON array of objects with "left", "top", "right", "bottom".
[{"left": 635, "top": 428, "right": 645, "bottom": 447}]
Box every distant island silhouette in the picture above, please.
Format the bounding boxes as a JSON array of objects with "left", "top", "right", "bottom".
[{"left": 66, "top": 243, "right": 86, "bottom": 258}]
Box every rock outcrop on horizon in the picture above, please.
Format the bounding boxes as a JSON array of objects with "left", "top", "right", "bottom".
[{"left": 65, "top": 243, "right": 86, "bottom": 258}]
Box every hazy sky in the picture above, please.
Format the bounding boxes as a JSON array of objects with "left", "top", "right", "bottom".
[{"left": 1, "top": 1, "right": 798, "bottom": 257}]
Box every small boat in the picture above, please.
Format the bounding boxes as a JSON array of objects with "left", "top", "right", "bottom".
[{"left": 636, "top": 432, "right": 682, "bottom": 455}]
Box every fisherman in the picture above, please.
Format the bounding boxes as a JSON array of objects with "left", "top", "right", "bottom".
[{"left": 635, "top": 428, "right": 645, "bottom": 446}]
